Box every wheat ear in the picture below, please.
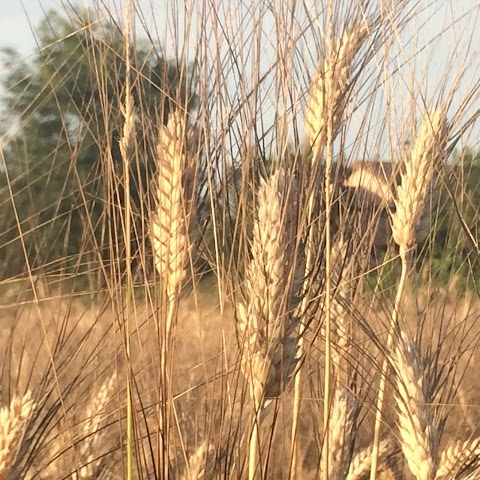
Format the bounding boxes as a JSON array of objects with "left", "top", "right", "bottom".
[
  {"left": 152, "top": 111, "right": 188, "bottom": 301},
  {"left": 391, "top": 110, "right": 448, "bottom": 249},
  {"left": 304, "top": 22, "right": 369, "bottom": 161},
  {"left": 0, "top": 391, "right": 35, "bottom": 475},
  {"left": 347, "top": 439, "right": 392, "bottom": 480},
  {"left": 392, "top": 331, "right": 436, "bottom": 480},
  {"left": 74, "top": 374, "right": 117, "bottom": 479},
  {"left": 237, "top": 168, "right": 297, "bottom": 479},
  {"left": 326, "top": 237, "right": 356, "bottom": 374},
  {"left": 237, "top": 168, "right": 297, "bottom": 404},
  {"left": 435, "top": 437, "right": 480, "bottom": 479}
]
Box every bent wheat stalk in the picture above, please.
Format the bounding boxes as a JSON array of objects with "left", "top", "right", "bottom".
[{"left": 370, "top": 109, "right": 448, "bottom": 480}]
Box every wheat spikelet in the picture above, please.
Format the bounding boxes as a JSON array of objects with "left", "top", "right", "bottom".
[
  {"left": 322, "top": 387, "right": 355, "bottom": 480},
  {"left": 237, "top": 168, "right": 298, "bottom": 405},
  {"left": 0, "top": 391, "right": 35, "bottom": 475},
  {"left": 347, "top": 439, "right": 392, "bottom": 480},
  {"left": 152, "top": 111, "right": 188, "bottom": 299},
  {"left": 392, "top": 331, "right": 436, "bottom": 480},
  {"left": 180, "top": 442, "right": 214, "bottom": 480},
  {"left": 391, "top": 110, "right": 448, "bottom": 248},
  {"left": 435, "top": 437, "right": 480, "bottom": 479},
  {"left": 304, "top": 22, "right": 369, "bottom": 160}
]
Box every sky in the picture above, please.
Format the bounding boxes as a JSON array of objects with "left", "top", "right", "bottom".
[
  {"left": 1, "top": 1, "right": 60, "bottom": 56},
  {"left": 2, "top": 0, "right": 480, "bottom": 157}
]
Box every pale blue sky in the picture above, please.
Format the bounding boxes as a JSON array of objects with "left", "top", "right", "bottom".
[
  {"left": 1, "top": 0, "right": 58, "bottom": 56},
  {"left": 2, "top": 0, "right": 480, "bottom": 155}
]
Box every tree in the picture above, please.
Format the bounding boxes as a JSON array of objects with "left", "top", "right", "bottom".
[{"left": 0, "top": 8, "right": 196, "bottom": 286}]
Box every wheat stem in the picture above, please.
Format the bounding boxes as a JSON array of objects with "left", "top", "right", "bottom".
[
  {"left": 152, "top": 110, "right": 189, "bottom": 479},
  {"left": 118, "top": 2, "right": 135, "bottom": 477}
]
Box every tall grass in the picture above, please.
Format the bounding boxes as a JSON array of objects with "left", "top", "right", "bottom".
[{"left": 1, "top": 0, "right": 480, "bottom": 479}]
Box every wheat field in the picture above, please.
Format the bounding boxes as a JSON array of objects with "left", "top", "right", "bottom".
[{"left": 1, "top": 0, "right": 480, "bottom": 479}]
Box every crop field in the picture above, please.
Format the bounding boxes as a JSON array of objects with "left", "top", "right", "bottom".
[{"left": 0, "top": 0, "right": 480, "bottom": 479}]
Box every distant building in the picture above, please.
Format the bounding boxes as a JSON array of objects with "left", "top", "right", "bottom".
[{"left": 342, "top": 160, "right": 434, "bottom": 248}]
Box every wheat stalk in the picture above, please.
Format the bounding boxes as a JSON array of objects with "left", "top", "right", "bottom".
[
  {"left": 0, "top": 391, "right": 35, "bottom": 475},
  {"left": 391, "top": 110, "right": 448, "bottom": 249},
  {"left": 392, "top": 331, "right": 437, "bottom": 480},
  {"left": 435, "top": 437, "right": 480, "bottom": 479},
  {"left": 293, "top": 23, "right": 370, "bottom": 478},
  {"left": 304, "top": 22, "right": 369, "bottom": 162},
  {"left": 151, "top": 110, "right": 189, "bottom": 479},
  {"left": 118, "top": 4, "right": 135, "bottom": 477},
  {"left": 295, "top": 22, "right": 370, "bottom": 477}
]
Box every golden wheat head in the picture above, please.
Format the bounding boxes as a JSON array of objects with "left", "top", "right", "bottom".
[
  {"left": 237, "top": 168, "right": 299, "bottom": 406},
  {"left": 435, "top": 437, "right": 480, "bottom": 479},
  {"left": 392, "top": 109, "right": 448, "bottom": 248},
  {"left": 0, "top": 391, "right": 35, "bottom": 475},
  {"left": 347, "top": 439, "right": 392, "bottom": 480},
  {"left": 304, "top": 22, "right": 369, "bottom": 160},
  {"left": 152, "top": 111, "right": 188, "bottom": 299},
  {"left": 322, "top": 387, "right": 355, "bottom": 480},
  {"left": 392, "top": 331, "right": 437, "bottom": 480},
  {"left": 180, "top": 442, "right": 215, "bottom": 480}
]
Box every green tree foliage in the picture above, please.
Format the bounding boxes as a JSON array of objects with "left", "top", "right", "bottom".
[
  {"left": 0, "top": 9, "right": 195, "bottom": 285},
  {"left": 428, "top": 150, "right": 480, "bottom": 289}
]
